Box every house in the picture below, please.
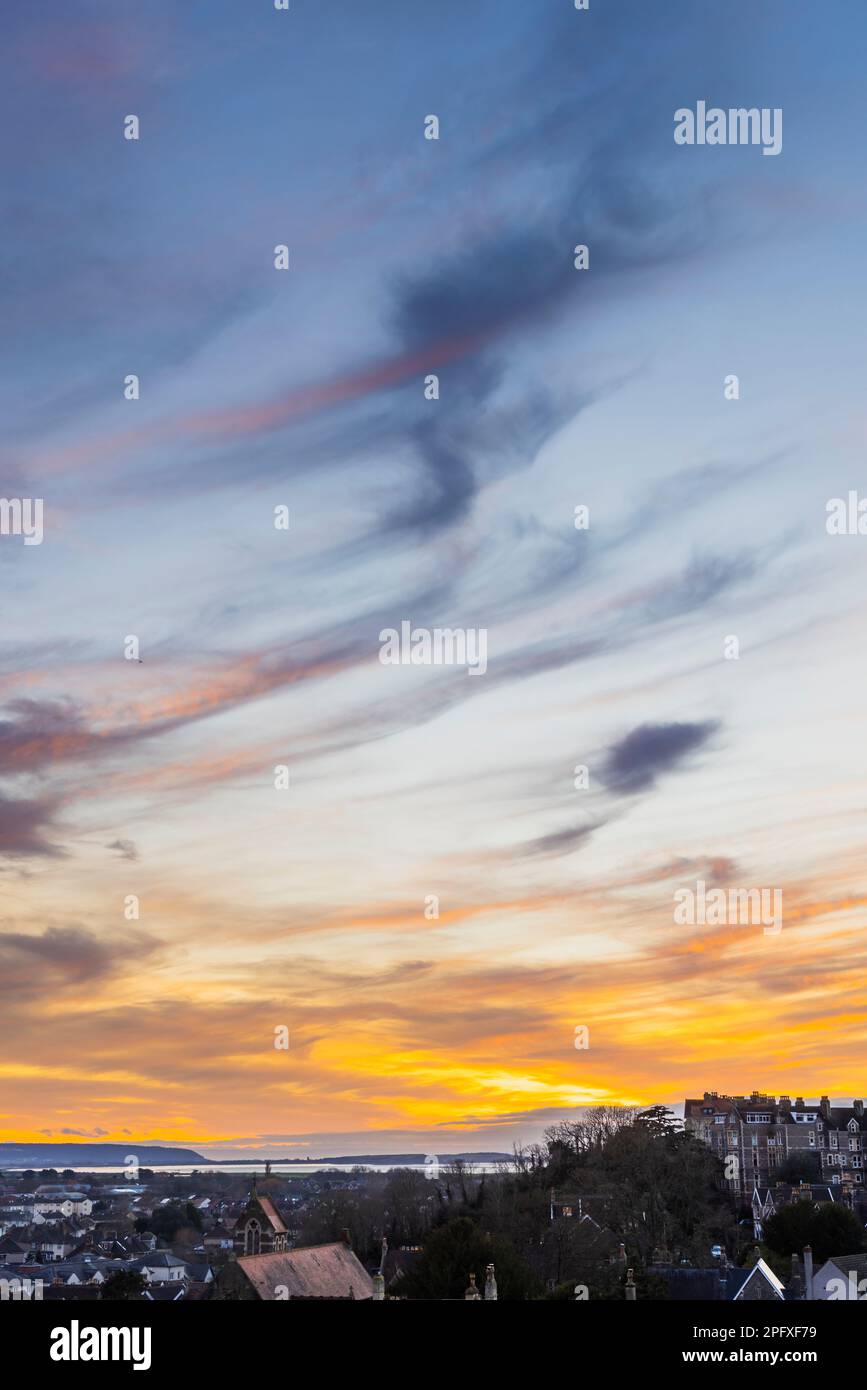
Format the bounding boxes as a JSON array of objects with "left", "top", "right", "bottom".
[
  {"left": 129, "top": 1251, "right": 187, "bottom": 1284},
  {"left": 44, "top": 1256, "right": 110, "bottom": 1286},
  {"left": 203, "top": 1222, "right": 234, "bottom": 1252},
  {"left": 686, "top": 1091, "right": 867, "bottom": 1198},
  {"left": 232, "top": 1181, "right": 288, "bottom": 1256},
  {"left": 811, "top": 1253, "right": 867, "bottom": 1300},
  {"left": 216, "top": 1241, "right": 374, "bottom": 1300},
  {"left": 33, "top": 1193, "right": 93, "bottom": 1218},
  {"left": 142, "top": 1284, "right": 186, "bottom": 1301},
  {"left": 732, "top": 1258, "right": 786, "bottom": 1301},
  {"left": 0, "top": 1265, "right": 45, "bottom": 1300},
  {"left": 751, "top": 1183, "right": 841, "bottom": 1239},
  {"left": 650, "top": 1255, "right": 787, "bottom": 1301},
  {"left": 0, "top": 1236, "right": 27, "bottom": 1268},
  {"left": 33, "top": 1226, "right": 77, "bottom": 1262}
]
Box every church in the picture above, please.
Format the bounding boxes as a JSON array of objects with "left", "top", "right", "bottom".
[{"left": 233, "top": 1178, "right": 288, "bottom": 1256}]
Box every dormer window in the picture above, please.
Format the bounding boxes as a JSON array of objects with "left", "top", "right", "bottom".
[
  {"left": 746, "top": 1113, "right": 772, "bottom": 1123},
  {"left": 848, "top": 1119, "right": 859, "bottom": 1132}
]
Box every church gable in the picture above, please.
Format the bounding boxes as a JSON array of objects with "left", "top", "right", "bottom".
[{"left": 233, "top": 1184, "right": 288, "bottom": 1256}]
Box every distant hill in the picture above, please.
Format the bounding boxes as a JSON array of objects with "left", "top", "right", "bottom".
[
  {"left": 205, "top": 1152, "right": 514, "bottom": 1166},
  {"left": 0, "top": 1143, "right": 207, "bottom": 1169},
  {"left": 0, "top": 1144, "right": 511, "bottom": 1170}
]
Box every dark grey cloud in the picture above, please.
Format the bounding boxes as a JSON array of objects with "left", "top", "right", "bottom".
[
  {"left": 602, "top": 720, "right": 719, "bottom": 796},
  {"left": 522, "top": 821, "right": 600, "bottom": 860},
  {"left": 640, "top": 553, "right": 757, "bottom": 624},
  {"left": 106, "top": 838, "right": 139, "bottom": 861},
  {"left": 0, "top": 925, "right": 160, "bottom": 1002},
  {"left": 0, "top": 791, "right": 63, "bottom": 858}
]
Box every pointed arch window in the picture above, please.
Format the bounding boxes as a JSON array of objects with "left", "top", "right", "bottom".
[{"left": 245, "top": 1219, "right": 261, "bottom": 1256}]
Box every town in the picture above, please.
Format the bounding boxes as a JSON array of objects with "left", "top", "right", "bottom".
[{"left": 2, "top": 1092, "right": 866, "bottom": 1301}]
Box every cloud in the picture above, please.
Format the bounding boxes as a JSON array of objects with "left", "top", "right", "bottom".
[
  {"left": 0, "top": 926, "right": 161, "bottom": 1003},
  {"left": 602, "top": 720, "right": 720, "bottom": 796},
  {"left": 521, "top": 822, "right": 601, "bottom": 860},
  {"left": 0, "top": 792, "right": 63, "bottom": 858},
  {"left": 106, "top": 839, "right": 139, "bottom": 862}
]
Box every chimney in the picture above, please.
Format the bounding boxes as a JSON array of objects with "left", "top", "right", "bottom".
[
  {"left": 794, "top": 1097, "right": 804, "bottom": 1111},
  {"left": 464, "top": 1272, "right": 480, "bottom": 1301},
  {"left": 484, "top": 1263, "right": 498, "bottom": 1301},
  {"left": 788, "top": 1253, "right": 803, "bottom": 1301},
  {"left": 625, "top": 1268, "right": 636, "bottom": 1301},
  {"left": 340, "top": 1228, "right": 352, "bottom": 1248},
  {"left": 820, "top": 1096, "right": 831, "bottom": 1121},
  {"left": 618, "top": 1242, "right": 627, "bottom": 1265},
  {"left": 803, "top": 1245, "right": 813, "bottom": 1300},
  {"left": 779, "top": 1095, "right": 791, "bottom": 1113},
  {"left": 372, "top": 1271, "right": 385, "bottom": 1301},
  {"left": 855, "top": 1099, "right": 864, "bottom": 1120}
]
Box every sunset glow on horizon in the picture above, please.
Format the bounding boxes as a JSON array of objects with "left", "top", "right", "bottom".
[{"left": 3, "top": 0, "right": 867, "bottom": 1161}]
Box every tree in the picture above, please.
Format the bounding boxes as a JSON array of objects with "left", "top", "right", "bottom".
[
  {"left": 101, "top": 1270, "right": 147, "bottom": 1301},
  {"left": 139, "top": 1202, "right": 202, "bottom": 1242},
  {"left": 383, "top": 1168, "right": 438, "bottom": 1245},
  {"left": 635, "top": 1105, "right": 679, "bottom": 1138},
  {"left": 774, "top": 1153, "right": 822, "bottom": 1184},
  {"left": 763, "top": 1200, "right": 865, "bottom": 1265},
  {"left": 397, "top": 1216, "right": 539, "bottom": 1300},
  {"left": 296, "top": 1189, "right": 385, "bottom": 1264}
]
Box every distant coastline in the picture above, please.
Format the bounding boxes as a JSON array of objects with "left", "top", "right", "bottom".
[{"left": 0, "top": 1142, "right": 512, "bottom": 1170}]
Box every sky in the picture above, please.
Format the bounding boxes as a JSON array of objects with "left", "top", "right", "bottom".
[{"left": 2, "top": 0, "right": 867, "bottom": 1159}]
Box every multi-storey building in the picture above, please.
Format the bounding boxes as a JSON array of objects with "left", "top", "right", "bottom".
[{"left": 684, "top": 1091, "right": 867, "bottom": 1198}]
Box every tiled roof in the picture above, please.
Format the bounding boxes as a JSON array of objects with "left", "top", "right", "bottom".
[
  {"left": 237, "top": 1242, "right": 374, "bottom": 1300},
  {"left": 132, "top": 1251, "right": 186, "bottom": 1269},
  {"left": 254, "top": 1194, "right": 287, "bottom": 1234},
  {"left": 821, "top": 1253, "right": 867, "bottom": 1276}
]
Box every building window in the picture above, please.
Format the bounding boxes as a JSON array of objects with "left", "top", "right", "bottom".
[
  {"left": 245, "top": 1219, "right": 261, "bottom": 1256},
  {"left": 746, "top": 1114, "right": 772, "bottom": 1123}
]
